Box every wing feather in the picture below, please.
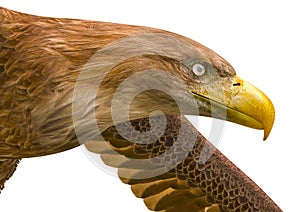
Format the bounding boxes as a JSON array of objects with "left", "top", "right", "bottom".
[{"left": 86, "top": 115, "right": 281, "bottom": 211}]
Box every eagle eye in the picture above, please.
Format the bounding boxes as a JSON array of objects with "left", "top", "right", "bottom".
[{"left": 192, "top": 63, "right": 206, "bottom": 77}]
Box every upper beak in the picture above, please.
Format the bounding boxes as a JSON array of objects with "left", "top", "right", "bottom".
[
  {"left": 226, "top": 77, "right": 275, "bottom": 140},
  {"left": 192, "top": 76, "right": 275, "bottom": 140}
]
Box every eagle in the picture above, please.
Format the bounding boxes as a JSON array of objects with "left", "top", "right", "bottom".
[{"left": 0, "top": 6, "right": 281, "bottom": 211}]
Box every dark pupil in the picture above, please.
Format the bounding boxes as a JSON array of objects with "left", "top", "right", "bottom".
[{"left": 197, "top": 66, "right": 203, "bottom": 72}]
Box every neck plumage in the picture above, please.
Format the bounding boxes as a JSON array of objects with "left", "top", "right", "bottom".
[
  {"left": 0, "top": 6, "right": 154, "bottom": 157},
  {"left": 1, "top": 6, "right": 183, "bottom": 158}
]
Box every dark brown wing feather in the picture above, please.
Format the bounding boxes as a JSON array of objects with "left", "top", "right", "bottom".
[{"left": 86, "top": 115, "right": 282, "bottom": 212}]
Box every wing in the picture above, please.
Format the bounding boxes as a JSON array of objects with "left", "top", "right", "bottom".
[{"left": 86, "top": 115, "right": 282, "bottom": 212}]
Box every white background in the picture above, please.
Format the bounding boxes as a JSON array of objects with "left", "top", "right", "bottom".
[{"left": 0, "top": 0, "right": 299, "bottom": 211}]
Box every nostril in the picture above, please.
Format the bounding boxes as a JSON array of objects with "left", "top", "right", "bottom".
[{"left": 233, "top": 83, "right": 241, "bottom": 86}]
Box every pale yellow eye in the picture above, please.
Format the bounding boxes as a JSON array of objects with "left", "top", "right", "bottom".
[{"left": 192, "top": 63, "right": 206, "bottom": 76}]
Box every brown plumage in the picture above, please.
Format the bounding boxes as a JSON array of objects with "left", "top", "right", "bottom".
[
  {"left": 89, "top": 115, "right": 281, "bottom": 211},
  {"left": 0, "top": 6, "right": 281, "bottom": 211}
]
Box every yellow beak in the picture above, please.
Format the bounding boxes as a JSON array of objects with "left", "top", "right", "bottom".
[
  {"left": 226, "top": 77, "right": 275, "bottom": 140},
  {"left": 192, "top": 76, "right": 275, "bottom": 140}
]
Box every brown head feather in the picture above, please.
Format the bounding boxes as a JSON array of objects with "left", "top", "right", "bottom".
[{"left": 0, "top": 6, "right": 234, "bottom": 157}]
